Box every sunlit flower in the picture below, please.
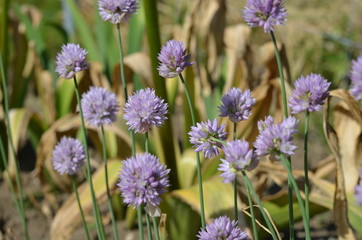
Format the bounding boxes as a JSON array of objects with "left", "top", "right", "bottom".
[
  {"left": 254, "top": 116, "right": 298, "bottom": 158},
  {"left": 55, "top": 43, "right": 89, "bottom": 79},
  {"left": 118, "top": 153, "right": 170, "bottom": 207},
  {"left": 81, "top": 87, "right": 119, "bottom": 127},
  {"left": 157, "top": 40, "right": 194, "bottom": 78},
  {"left": 219, "top": 88, "right": 256, "bottom": 122},
  {"left": 218, "top": 140, "right": 259, "bottom": 183},
  {"left": 197, "top": 216, "right": 250, "bottom": 240},
  {"left": 52, "top": 137, "right": 85, "bottom": 175},
  {"left": 98, "top": 0, "right": 138, "bottom": 24},
  {"left": 189, "top": 119, "right": 227, "bottom": 159},
  {"left": 123, "top": 88, "right": 168, "bottom": 134},
  {"left": 288, "top": 73, "right": 331, "bottom": 114},
  {"left": 350, "top": 56, "right": 362, "bottom": 101},
  {"left": 242, "top": 0, "right": 287, "bottom": 33}
]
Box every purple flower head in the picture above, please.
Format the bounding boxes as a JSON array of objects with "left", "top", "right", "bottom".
[
  {"left": 350, "top": 56, "right": 362, "bottom": 101},
  {"left": 157, "top": 40, "right": 194, "bottom": 78},
  {"left": 55, "top": 43, "right": 89, "bottom": 79},
  {"left": 189, "top": 119, "right": 228, "bottom": 159},
  {"left": 197, "top": 216, "right": 250, "bottom": 240},
  {"left": 219, "top": 88, "right": 256, "bottom": 122},
  {"left": 218, "top": 140, "right": 259, "bottom": 183},
  {"left": 356, "top": 169, "right": 362, "bottom": 206},
  {"left": 254, "top": 116, "right": 298, "bottom": 158},
  {"left": 288, "top": 73, "right": 331, "bottom": 114},
  {"left": 98, "top": 0, "right": 138, "bottom": 24},
  {"left": 242, "top": 0, "right": 287, "bottom": 33},
  {"left": 52, "top": 137, "right": 85, "bottom": 175},
  {"left": 118, "top": 153, "right": 170, "bottom": 207},
  {"left": 123, "top": 88, "right": 168, "bottom": 134},
  {"left": 81, "top": 87, "right": 119, "bottom": 127}
]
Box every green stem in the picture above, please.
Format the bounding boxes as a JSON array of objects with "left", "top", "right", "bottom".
[
  {"left": 152, "top": 217, "right": 160, "bottom": 240},
  {"left": 146, "top": 213, "right": 153, "bottom": 240},
  {"left": 241, "top": 171, "right": 278, "bottom": 240},
  {"left": 280, "top": 154, "right": 311, "bottom": 240},
  {"left": 116, "top": 24, "right": 136, "bottom": 156},
  {"left": 145, "top": 132, "right": 149, "bottom": 153},
  {"left": 73, "top": 76, "right": 105, "bottom": 240},
  {"left": 233, "top": 122, "right": 237, "bottom": 140},
  {"left": 72, "top": 176, "right": 91, "bottom": 240},
  {"left": 0, "top": 134, "right": 26, "bottom": 239},
  {"left": 304, "top": 111, "right": 310, "bottom": 224},
  {"left": 101, "top": 126, "right": 119, "bottom": 240},
  {"left": 0, "top": 51, "right": 29, "bottom": 240},
  {"left": 178, "top": 73, "right": 206, "bottom": 228},
  {"left": 242, "top": 170, "right": 259, "bottom": 240},
  {"left": 234, "top": 179, "right": 238, "bottom": 222},
  {"left": 137, "top": 206, "right": 144, "bottom": 240},
  {"left": 210, "top": 137, "right": 227, "bottom": 146},
  {"left": 270, "top": 31, "right": 294, "bottom": 239}
]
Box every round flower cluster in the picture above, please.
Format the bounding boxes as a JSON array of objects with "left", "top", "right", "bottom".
[
  {"left": 254, "top": 116, "right": 298, "bottom": 158},
  {"left": 55, "top": 43, "right": 89, "bottom": 79},
  {"left": 189, "top": 119, "right": 227, "bottom": 159},
  {"left": 218, "top": 140, "right": 259, "bottom": 183},
  {"left": 350, "top": 56, "right": 362, "bottom": 101},
  {"left": 219, "top": 88, "right": 256, "bottom": 123},
  {"left": 118, "top": 153, "right": 170, "bottom": 207},
  {"left": 158, "top": 40, "right": 194, "bottom": 78},
  {"left": 52, "top": 137, "right": 85, "bottom": 175},
  {"left": 123, "top": 88, "right": 168, "bottom": 134},
  {"left": 288, "top": 73, "right": 330, "bottom": 114},
  {"left": 197, "top": 216, "right": 250, "bottom": 240},
  {"left": 81, "top": 87, "right": 119, "bottom": 127},
  {"left": 242, "top": 0, "right": 287, "bottom": 33},
  {"left": 98, "top": 0, "right": 138, "bottom": 24}
]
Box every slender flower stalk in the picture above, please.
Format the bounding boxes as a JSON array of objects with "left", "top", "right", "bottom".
[
  {"left": 145, "top": 132, "right": 155, "bottom": 240},
  {"left": 73, "top": 77, "right": 106, "bottom": 239},
  {"left": 0, "top": 51, "right": 29, "bottom": 240},
  {"left": 243, "top": 175, "right": 259, "bottom": 240},
  {"left": 137, "top": 207, "right": 144, "bottom": 240},
  {"left": 101, "top": 127, "right": 120, "bottom": 240},
  {"left": 146, "top": 213, "right": 153, "bottom": 240},
  {"left": 241, "top": 171, "right": 278, "bottom": 240},
  {"left": 116, "top": 24, "right": 136, "bottom": 156},
  {"left": 179, "top": 73, "right": 206, "bottom": 228},
  {"left": 153, "top": 217, "right": 160, "bottom": 240},
  {"left": 279, "top": 154, "right": 311, "bottom": 240},
  {"left": 0, "top": 134, "right": 27, "bottom": 239},
  {"left": 72, "top": 176, "right": 91, "bottom": 240},
  {"left": 233, "top": 123, "right": 238, "bottom": 222},
  {"left": 304, "top": 111, "right": 310, "bottom": 223}
]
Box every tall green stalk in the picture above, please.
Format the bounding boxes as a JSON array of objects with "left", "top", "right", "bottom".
[
  {"left": 279, "top": 154, "right": 311, "bottom": 240},
  {"left": 0, "top": 133, "right": 28, "bottom": 239},
  {"left": 179, "top": 73, "right": 206, "bottom": 228},
  {"left": 145, "top": 213, "right": 153, "bottom": 240},
  {"left": 73, "top": 76, "right": 105, "bottom": 240},
  {"left": 233, "top": 123, "right": 238, "bottom": 221},
  {"left": 304, "top": 111, "right": 310, "bottom": 223},
  {"left": 116, "top": 24, "right": 135, "bottom": 156},
  {"left": 241, "top": 171, "right": 278, "bottom": 240},
  {"left": 0, "top": 51, "right": 29, "bottom": 240},
  {"left": 270, "top": 31, "right": 294, "bottom": 239},
  {"left": 72, "top": 176, "right": 91, "bottom": 240},
  {"left": 101, "top": 127, "right": 119, "bottom": 240},
  {"left": 152, "top": 217, "right": 160, "bottom": 240},
  {"left": 242, "top": 171, "right": 259, "bottom": 240},
  {"left": 137, "top": 206, "right": 144, "bottom": 240}
]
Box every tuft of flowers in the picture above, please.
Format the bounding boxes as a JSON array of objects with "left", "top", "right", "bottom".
[
  {"left": 52, "top": 137, "right": 85, "bottom": 175},
  {"left": 288, "top": 73, "right": 331, "bottom": 114},
  {"left": 157, "top": 40, "right": 194, "bottom": 78},
  {"left": 356, "top": 169, "right": 362, "bottom": 206},
  {"left": 81, "top": 86, "right": 119, "bottom": 127},
  {"left": 123, "top": 88, "right": 168, "bottom": 134},
  {"left": 242, "top": 0, "right": 287, "bottom": 33},
  {"left": 55, "top": 43, "right": 89, "bottom": 79},
  {"left": 218, "top": 140, "right": 259, "bottom": 183},
  {"left": 254, "top": 116, "right": 298, "bottom": 158},
  {"left": 98, "top": 0, "right": 138, "bottom": 24},
  {"left": 189, "top": 119, "right": 227, "bottom": 159},
  {"left": 118, "top": 153, "right": 170, "bottom": 207},
  {"left": 197, "top": 216, "right": 250, "bottom": 240},
  {"left": 349, "top": 56, "right": 362, "bottom": 101},
  {"left": 219, "top": 88, "right": 256, "bottom": 122}
]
